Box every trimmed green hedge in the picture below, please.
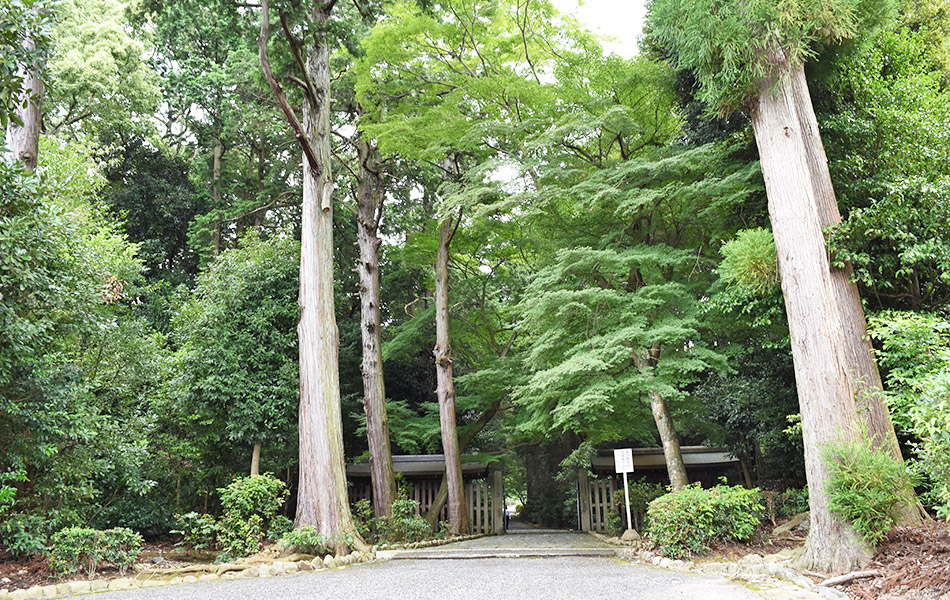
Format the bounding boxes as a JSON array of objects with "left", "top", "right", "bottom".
[{"left": 647, "top": 483, "right": 763, "bottom": 558}]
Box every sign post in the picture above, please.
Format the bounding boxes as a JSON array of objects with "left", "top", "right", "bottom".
[{"left": 614, "top": 448, "right": 634, "bottom": 530}]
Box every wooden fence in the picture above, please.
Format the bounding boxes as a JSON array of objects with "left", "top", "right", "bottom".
[
  {"left": 587, "top": 477, "right": 617, "bottom": 533},
  {"left": 349, "top": 475, "right": 499, "bottom": 534}
]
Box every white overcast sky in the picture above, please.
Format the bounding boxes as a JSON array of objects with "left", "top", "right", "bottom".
[{"left": 550, "top": 0, "right": 647, "bottom": 58}]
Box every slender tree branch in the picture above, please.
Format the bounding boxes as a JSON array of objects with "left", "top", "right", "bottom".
[
  {"left": 280, "top": 10, "right": 317, "bottom": 104},
  {"left": 258, "top": 0, "right": 321, "bottom": 176}
]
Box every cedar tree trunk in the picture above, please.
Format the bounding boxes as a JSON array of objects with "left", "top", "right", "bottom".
[
  {"left": 787, "top": 63, "right": 926, "bottom": 524},
  {"left": 285, "top": 4, "right": 365, "bottom": 552},
  {"left": 434, "top": 214, "right": 470, "bottom": 535},
  {"left": 5, "top": 35, "right": 42, "bottom": 171},
  {"left": 356, "top": 135, "right": 397, "bottom": 517},
  {"left": 750, "top": 48, "right": 873, "bottom": 573}
]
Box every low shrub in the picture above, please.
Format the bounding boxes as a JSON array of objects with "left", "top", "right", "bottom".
[
  {"left": 218, "top": 474, "right": 289, "bottom": 523},
  {"left": 216, "top": 513, "right": 263, "bottom": 563},
  {"left": 610, "top": 480, "right": 666, "bottom": 533},
  {"left": 267, "top": 515, "right": 293, "bottom": 541},
  {"left": 48, "top": 527, "right": 143, "bottom": 577},
  {"left": 647, "top": 483, "right": 763, "bottom": 558},
  {"left": 214, "top": 473, "right": 289, "bottom": 560},
  {"left": 912, "top": 372, "right": 950, "bottom": 518},
  {"left": 282, "top": 526, "right": 332, "bottom": 555},
  {"left": 762, "top": 487, "right": 809, "bottom": 523},
  {"left": 171, "top": 512, "right": 218, "bottom": 550},
  {"left": 821, "top": 436, "right": 917, "bottom": 545},
  {"left": 0, "top": 513, "right": 49, "bottom": 558},
  {"left": 352, "top": 492, "right": 432, "bottom": 544}
]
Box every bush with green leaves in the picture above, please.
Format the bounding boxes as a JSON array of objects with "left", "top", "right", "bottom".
[
  {"left": 762, "top": 487, "right": 809, "bottom": 523},
  {"left": 610, "top": 480, "right": 667, "bottom": 533},
  {"left": 214, "top": 473, "right": 289, "bottom": 560},
  {"left": 171, "top": 512, "right": 218, "bottom": 550},
  {"left": 1, "top": 512, "right": 58, "bottom": 559},
  {"left": 48, "top": 527, "right": 143, "bottom": 577},
  {"left": 647, "top": 483, "right": 764, "bottom": 558},
  {"left": 281, "top": 526, "right": 332, "bottom": 556},
  {"left": 821, "top": 436, "right": 917, "bottom": 545},
  {"left": 267, "top": 515, "right": 293, "bottom": 541},
  {"left": 351, "top": 493, "right": 432, "bottom": 544},
  {"left": 216, "top": 514, "right": 263, "bottom": 563},
  {"left": 913, "top": 372, "right": 950, "bottom": 518},
  {"left": 218, "top": 473, "right": 289, "bottom": 522}
]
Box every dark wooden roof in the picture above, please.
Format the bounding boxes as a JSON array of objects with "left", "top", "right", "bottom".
[
  {"left": 346, "top": 454, "right": 489, "bottom": 479},
  {"left": 590, "top": 446, "right": 739, "bottom": 474}
]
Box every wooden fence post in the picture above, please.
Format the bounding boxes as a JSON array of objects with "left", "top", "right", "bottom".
[
  {"left": 491, "top": 470, "right": 504, "bottom": 534},
  {"left": 577, "top": 469, "right": 592, "bottom": 532}
]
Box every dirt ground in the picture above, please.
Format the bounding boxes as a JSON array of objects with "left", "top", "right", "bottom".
[
  {"left": 0, "top": 542, "right": 199, "bottom": 593},
  {"left": 842, "top": 522, "right": 950, "bottom": 600}
]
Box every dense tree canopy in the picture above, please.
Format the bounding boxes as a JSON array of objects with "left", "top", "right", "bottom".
[{"left": 1, "top": 0, "right": 949, "bottom": 574}]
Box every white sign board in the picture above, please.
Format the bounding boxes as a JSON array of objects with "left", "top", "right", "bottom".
[{"left": 614, "top": 448, "right": 634, "bottom": 473}]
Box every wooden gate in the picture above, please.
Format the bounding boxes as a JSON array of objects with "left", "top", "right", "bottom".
[
  {"left": 581, "top": 476, "right": 616, "bottom": 533},
  {"left": 349, "top": 472, "right": 503, "bottom": 534}
]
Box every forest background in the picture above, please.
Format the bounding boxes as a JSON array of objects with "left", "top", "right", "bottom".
[{"left": 1, "top": 0, "right": 950, "bottom": 573}]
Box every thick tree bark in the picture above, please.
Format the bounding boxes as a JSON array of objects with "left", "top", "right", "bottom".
[
  {"left": 424, "top": 402, "right": 501, "bottom": 528},
  {"left": 433, "top": 214, "right": 470, "bottom": 535},
  {"left": 212, "top": 139, "right": 223, "bottom": 256},
  {"left": 356, "top": 135, "right": 396, "bottom": 518},
  {"left": 750, "top": 49, "right": 873, "bottom": 573},
  {"left": 788, "top": 63, "right": 926, "bottom": 524},
  {"left": 259, "top": 0, "right": 365, "bottom": 552},
  {"left": 5, "top": 36, "right": 42, "bottom": 171},
  {"left": 250, "top": 441, "right": 262, "bottom": 477},
  {"left": 634, "top": 345, "right": 689, "bottom": 491}
]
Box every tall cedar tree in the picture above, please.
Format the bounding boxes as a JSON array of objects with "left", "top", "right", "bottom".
[
  {"left": 648, "top": 0, "right": 924, "bottom": 572},
  {"left": 258, "top": 0, "right": 366, "bottom": 551}
]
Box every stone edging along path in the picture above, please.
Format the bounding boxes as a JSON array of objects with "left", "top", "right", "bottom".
[
  {"left": 0, "top": 534, "right": 488, "bottom": 600},
  {"left": 588, "top": 532, "right": 848, "bottom": 600}
]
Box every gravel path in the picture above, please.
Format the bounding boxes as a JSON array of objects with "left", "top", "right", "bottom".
[{"left": 64, "top": 557, "right": 766, "bottom": 600}]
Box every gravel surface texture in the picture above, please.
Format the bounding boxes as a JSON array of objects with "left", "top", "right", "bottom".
[{"left": 60, "top": 557, "right": 766, "bottom": 600}]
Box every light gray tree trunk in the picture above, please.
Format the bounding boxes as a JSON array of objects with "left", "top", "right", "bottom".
[
  {"left": 356, "top": 135, "right": 396, "bottom": 518},
  {"left": 787, "top": 63, "right": 926, "bottom": 524},
  {"left": 250, "top": 441, "right": 262, "bottom": 477},
  {"left": 5, "top": 35, "right": 42, "bottom": 171},
  {"left": 434, "top": 214, "right": 470, "bottom": 535},
  {"left": 212, "top": 139, "right": 223, "bottom": 256},
  {"left": 266, "top": 2, "right": 365, "bottom": 553},
  {"left": 634, "top": 345, "right": 689, "bottom": 491},
  {"left": 750, "top": 49, "right": 873, "bottom": 573}
]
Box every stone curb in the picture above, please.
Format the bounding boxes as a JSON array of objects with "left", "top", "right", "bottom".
[
  {"left": 588, "top": 532, "right": 841, "bottom": 599},
  {"left": 0, "top": 549, "right": 382, "bottom": 600},
  {"left": 373, "top": 532, "right": 487, "bottom": 553}
]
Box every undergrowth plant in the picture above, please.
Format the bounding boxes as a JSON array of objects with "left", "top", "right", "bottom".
[
  {"left": 352, "top": 490, "right": 433, "bottom": 544},
  {"left": 647, "top": 483, "right": 763, "bottom": 558},
  {"left": 821, "top": 435, "right": 917, "bottom": 545},
  {"left": 48, "top": 527, "right": 143, "bottom": 577}
]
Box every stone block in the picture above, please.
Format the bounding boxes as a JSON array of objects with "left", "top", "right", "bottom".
[
  {"left": 67, "top": 581, "right": 91, "bottom": 594},
  {"left": 90, "top": 579, "right": 109, "bottom": 591},
  {"left": 197, "top": 574, "right": 218, "bottom": 581},
  {"left": 180, "top": 576, "right": 198, "bottom": 585},
  {"left": 108, "top": 578, "right": 134, "bottom": 590},
  {"left": 741, "top": 553, "right": 764, "bottom": 565},
  {"left": 283, "top": 562, "right": 299, "bottom": 574},
  {"left": 22, "top": 587, "right": 43, "bottom": 599}
]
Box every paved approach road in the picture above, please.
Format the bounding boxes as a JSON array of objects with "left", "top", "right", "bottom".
[{"left": 65, "top": 557, "right": 766, "bottom": 600}]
